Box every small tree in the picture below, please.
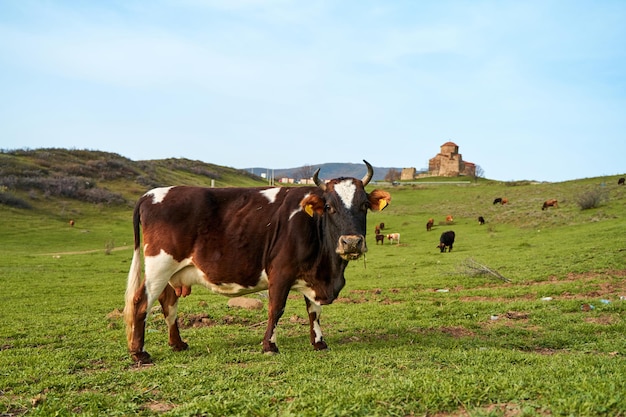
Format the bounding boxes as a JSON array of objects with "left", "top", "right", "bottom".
[
  {"left": 385, "top": 168, "right": 401, "bottom": 182},
  {"left": 471, "top": 165, "right": 485, "bottom": 182},
  {"left": 296, "top": 165, "right": 315, "bottom": 182}
]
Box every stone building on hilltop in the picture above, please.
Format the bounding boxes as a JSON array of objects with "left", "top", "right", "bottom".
[{"left": 428, "top": 141, "right": 476, "bottom": 177}]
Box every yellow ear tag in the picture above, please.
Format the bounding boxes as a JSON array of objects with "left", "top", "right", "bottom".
[
  {"left": 378, "top": 199, "right": 388, "bottom": 211},
  {"left": 305, "top": 204, "right": 314, "bottom": 217}
]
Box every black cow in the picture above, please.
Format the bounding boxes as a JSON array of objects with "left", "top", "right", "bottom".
[
  {"left": 619, "top": 177, "right": 625, "bottom": 185},
  {"left": 437, "top": 231, "right": 455, "bottom": 252},
  {"left": 124, "top": 161, "right": 392, "bottom": 363},
  {"left": 478, "top": 216, "right": 485, "bottom": 225}
]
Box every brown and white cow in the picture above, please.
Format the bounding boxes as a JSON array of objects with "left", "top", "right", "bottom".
[
  {"left": 124, "top": 161, "right": 391, "bottom": 363},
  {"left": 386, "top": 233, "right": 400, "bottom": 244}
]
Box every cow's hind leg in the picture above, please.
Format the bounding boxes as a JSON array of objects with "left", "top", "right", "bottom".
[
  {"left": 129, "top": 253, "right": 180, "bottom": 363},
  {"left": 305, "top": 297, "right": 328, "bottom": 351},
  {"left": 127, "top": 281, "right": 152, "bottom": 364},
  {"left": 158, "top": 284, "right": 189, "bottom": 352}
]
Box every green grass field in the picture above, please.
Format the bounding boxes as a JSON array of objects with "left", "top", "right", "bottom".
[{"left": 1, "top": 175, "right": 626, "bottom": 416}]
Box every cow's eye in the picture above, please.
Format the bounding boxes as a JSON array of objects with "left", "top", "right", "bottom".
[{"left": 324, "top": 204, "right": 335, "bottom": 214}]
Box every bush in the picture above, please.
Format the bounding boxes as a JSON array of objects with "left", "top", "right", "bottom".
[
  {"left": 81, "top": 188, "right": 126, "bottom": 205},
  {"left": 0, "top": 192, "right": 32, "bottom": 209},
  {"left": 576, "top": 188, "right": 608, "bottom": 210}
]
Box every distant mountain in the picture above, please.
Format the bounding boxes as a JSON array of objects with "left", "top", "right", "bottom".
[{"left": 246, "top": 163, "right": 405, "bottom": 182}]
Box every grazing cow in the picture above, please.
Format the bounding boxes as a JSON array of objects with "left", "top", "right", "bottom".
[
  {"left": 379, "top": 222, "right": 385, "bottom": 231},
  {"left": 426, "top": 218, "right": 434, "bottom": 231},
  {"left": 445, "top": 215, "right": 454, "bottom": 223},
  {"left": 619, "top": 177, "right": 625, "bottom": 185},
  {"left": 375, "top": 234, "right": 385, "bottom": 245},
  {"left": 124, "top": 161, "right": 391, "bottom": 364},
  {"left": 69, "top": 219, "right": 75, "bottom": 227},
  {"left": 437, "top": 231, "right": 455, "bottom": 252},
  {"left": 478, "top": 216, "right": 485, "bottom": 225},
  {"left": 542, "top": 199, "right": 558, "bottom": 210},
  {"left": 386, "top": 233, "right": 400, "bottom": 244},
  {"left": 493, "top": 198, "right": 508, "bottom": 205}
]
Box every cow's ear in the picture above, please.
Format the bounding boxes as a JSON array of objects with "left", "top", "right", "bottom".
[
  {"left": 368, "top": 189, "right": 391, "bottom": 212},
  {"left": 300, "top": 194, "right": 325, "bottom": 217}
]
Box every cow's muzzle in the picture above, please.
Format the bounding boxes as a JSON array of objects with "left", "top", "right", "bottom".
[{"left": 337, "top": 235, "right": 367, "bottom": 260}]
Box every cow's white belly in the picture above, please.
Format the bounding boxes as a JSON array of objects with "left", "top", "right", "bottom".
[{"left": 169, "top": 265, "right": 270, "bottom": 296}]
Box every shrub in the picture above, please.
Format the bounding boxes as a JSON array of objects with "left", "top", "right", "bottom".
[
  {"left": 576, "top": 188, "right": 608, "bottom": 210},
  {"left": 81, "top": 188, "right": 126, "bottom": 205},
  {"left": 0, "top": 192, "right": 32, "bottom": 209}
]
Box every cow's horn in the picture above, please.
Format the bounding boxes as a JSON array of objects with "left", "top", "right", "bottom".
[
  {"left": 313, "top": 168, "right": 326, "bottom": 191},
  {"left": 361, "top": 160, "right": 373, "bottom": 186}
]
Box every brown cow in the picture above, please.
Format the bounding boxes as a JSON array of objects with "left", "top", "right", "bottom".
[
  {"left": 426, "top": 218, "right": 434, "bottom": 231},
  {"left": 124, "top": 161, "right": 391, "bottom": 363},
  {"left": 69, "top": 219, "right": 75, "bottom": 227},
  {"left": 542, "top": 199, "right": 558, "bottom": 210},
  {"left": 375, "top": 234, "right": 385, "bottom": 244}
]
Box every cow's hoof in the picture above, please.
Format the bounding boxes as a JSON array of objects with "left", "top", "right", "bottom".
[
  {"left": 131, "top": 351, "right": 152, "bottom": 364},
  {"left": 313, "top": 341, "right": 328, "bottom": 351},
  {"left": 262, "top": 343, "right": 279, "bottom": 355},
  {"left": 170, "top": 341, "right": 189, "bottom": 352}
]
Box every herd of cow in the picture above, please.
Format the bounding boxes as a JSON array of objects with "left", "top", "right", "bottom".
[
  {"left": 122, "top": 164, "right": 625, "bottom": 364},
  {"left": 384, "top": 195, "right": 560, "bottom": 254}
]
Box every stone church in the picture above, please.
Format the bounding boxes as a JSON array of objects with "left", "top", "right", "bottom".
[
  {"left": 400, "top": 142, "right": 476, "bottom": 180},
  {"left": 428, "top": 141, "right": 476, "bottom": 177}
]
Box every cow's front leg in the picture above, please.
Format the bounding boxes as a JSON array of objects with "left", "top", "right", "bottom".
[
  {"left": 305, "top": 297, "right": 328, "bottom": 350},
  {"left": 159, "top": 284, "right": 188, "bottom": 352},
  {"left": 262, "top": 281, "right": 290, "bottom": 354}
]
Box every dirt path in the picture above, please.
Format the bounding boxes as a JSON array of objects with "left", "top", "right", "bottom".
[{"left": 41, "top": 245, "right": 133, "bottom": 256}]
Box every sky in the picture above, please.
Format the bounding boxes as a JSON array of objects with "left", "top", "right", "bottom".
[{"left": 1, "top": 1, "right": 625, "bottom": 182}]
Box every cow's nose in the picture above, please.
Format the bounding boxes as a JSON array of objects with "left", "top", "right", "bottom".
[
  {"left": 338, "top": 235, "right": 366, "bottom": 257},
  {"left": 341, "top": 235, "right": 362, "bottom": 249}
]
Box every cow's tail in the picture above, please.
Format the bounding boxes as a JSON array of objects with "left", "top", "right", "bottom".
[{"left": 124, "top": 203, "right": 143, "bottom": 347}]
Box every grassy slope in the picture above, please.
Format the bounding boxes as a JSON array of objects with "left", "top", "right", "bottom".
[{"left": 1, "top": 160, "right": 626, "bottom": 416}]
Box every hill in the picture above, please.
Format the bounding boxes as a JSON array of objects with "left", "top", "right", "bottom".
[{"left": 0, "top": 148, "right": 267, "bottom": 209}]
